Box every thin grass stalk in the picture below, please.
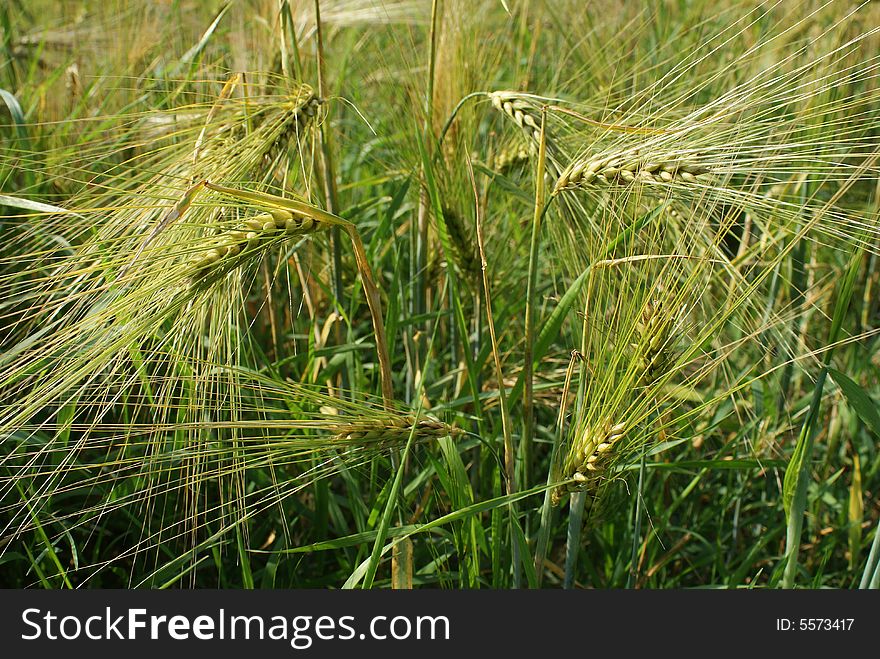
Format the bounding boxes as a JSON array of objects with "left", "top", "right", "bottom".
[
  {"left": 563, "top": 291, "right": 594, "bottom": 590},
  {"left": 463, "top": 153, "right": 492, "bottom": 510},
  {"left": 279, "top": 0, "right": 304, "bottom": 81},
  {"left": 475, "top": 162, "right": 519, "bottom": 588},
  {"left": 191, "top": 74, "right": 240, "bottom": 180},
  {"left": 469, "top": 287, "right": 483, "bottom": 494},
  {"left": 628, "top": 396, "right": 663, "bottom": 589},
  {"left": 410, "top": 0, "right": 441, "bottom": 398},
  {"left": 345, "top": 227, "right": 395, "bottom": 407},
  {"left": 521, "top": 107, "right": 547, "bottom": 489},
  {"left": 436, "top": 91, "right": 485, "bottom": 149},
  {"left": 627, "top": 447, "right": 647, "bottom": 589}
]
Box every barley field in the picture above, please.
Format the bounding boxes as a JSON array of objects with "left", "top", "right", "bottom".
[{"left": 1, "top": 0, "right": 879, "bottom": 589}]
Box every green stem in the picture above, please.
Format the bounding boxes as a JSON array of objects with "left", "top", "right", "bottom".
[
  {"left": 436, "top": 91, "right": 487, "bottom": 149},
  {"left": 782, "top": 366, "right": 828, "bottom": 588},
  {"left": 521, "top": 108, "right": 548, "bottom": 489},
  {"left": 534, "top": 350, "right": 578, "bottom": 587},
  {"left": 627, "top": 449, "right": 647, "bottom": 588},
  {"left": 563, "top": 491, "right": 587, "bottom": 589}
]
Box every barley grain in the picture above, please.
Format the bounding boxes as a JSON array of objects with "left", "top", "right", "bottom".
[
  {"left": 555, "top": 153, "right": 709, "bottom": 193},
  {"left": 189, "top": 207, "right": 328, "bottom": 282},
  {"left": 332, "top": 415, "right": 462, "bottom": 447},
  {"left": 553, "top": 419, "right": 627, "bottom": 504}
]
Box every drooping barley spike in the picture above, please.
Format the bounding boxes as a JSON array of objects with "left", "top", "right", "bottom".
[
  {"left": 189, "top": 206, "right": 329, "bottom": 283},
  {"left": 554, "top": 152, "right": 710, "bottom": 194},
  {"left": 490, "top": 92, "right": 544, "bottom": 141},
  {"left": 331, "top": 415, "right": 462, "bottom": 448},
  {"left": 552, "top": 419, "right": 627, "bottom": 505},
  {"left": 489, "top": 91, "right": 560, "bottom": 176},
  {"left": 199, "top": 181, "right": 394, "bottom": 407}
]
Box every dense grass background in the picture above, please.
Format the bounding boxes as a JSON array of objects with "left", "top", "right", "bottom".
[{"left": 1, "top": 0, "right": 879, "bottom": 589}]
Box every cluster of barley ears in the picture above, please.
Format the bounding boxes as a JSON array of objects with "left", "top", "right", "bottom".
[{"left": 0, "top": 76, "right": 412, "bottom": 580}]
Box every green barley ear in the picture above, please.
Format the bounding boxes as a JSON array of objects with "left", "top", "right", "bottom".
[
  {"left": 188, "top": 206, "right": 329, "bottom": 285},
  {"left": 200, "top": 181, "right": 395, "bottom": 406},
  {"left": 635, "top": 296, "right": 681, "bottom": 388},
  {"left": 493, "top": 142, "right": 530, "bottom": 173},
  {"left": 552, "top": 419, "right": 627, "bottom": 506},
  {"left": 555, "top": 152, "right": 710, "bottom": 193},
  {"left": 332, "top": 414, "right": 463, "bottom": 447},
  {"left": 257, "top": 85, "right": 324, "bottom": 174}
]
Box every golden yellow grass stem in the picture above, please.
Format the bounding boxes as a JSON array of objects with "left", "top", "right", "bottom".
[
  {"left": 469, "top": 150, "right": 521, "bottom": 586},
  {"left": 469, "top": 157, "right": 514, "bottom": 495},
  {"left": 345, "top": 226, "right": 395, "bottom": 407}
]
